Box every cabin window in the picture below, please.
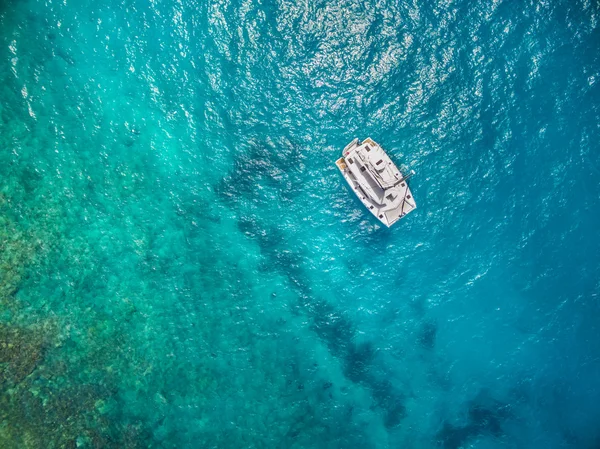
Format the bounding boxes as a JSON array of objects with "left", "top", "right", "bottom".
[
  {"left": 376, "top": 159, "right": 383, "bottom": 165},
  {"left": 386, "top": 194, "right": 395, "bottom": 201},
  {"left": 407, "top": 195, "right": 411, "bottom": 199},
  {"left": 360, "top": 166, "right": 366, "bottom": 172},
  {"left": 365, "top": 146, "right": 371, "bottom": 152},
  {"left": 348, "top": 158, "right": 354, "bottom": 164},
  {"left": 401, "top": 183, "right": 405, "bottom": 187},
  {"left": 379, "top": 214, "right": 384, "bottom": 218}
]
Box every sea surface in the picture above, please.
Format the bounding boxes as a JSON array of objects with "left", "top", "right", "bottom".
[{"left": 1, "top": 0, "right": 599, "bottom": 447}]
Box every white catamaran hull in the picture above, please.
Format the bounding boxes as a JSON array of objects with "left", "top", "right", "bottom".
[{"left": 336, "top": 138, "right": 416, "bottom": 227}]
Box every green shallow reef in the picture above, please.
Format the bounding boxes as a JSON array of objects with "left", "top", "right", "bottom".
[{"left": 0, "top": 200, "right": 148, "bottom": 448}]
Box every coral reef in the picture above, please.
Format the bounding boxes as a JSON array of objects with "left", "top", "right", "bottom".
[
  {"left": 0, "top": 324, "right": 48, "bottom": 386},
  {"left": 0, "top": 197, "right": 153, "bottom": 448}
]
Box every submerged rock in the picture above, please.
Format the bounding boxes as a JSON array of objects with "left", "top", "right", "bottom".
[{"left": 0, "top": 324, "right": 47, "bottom": 386}]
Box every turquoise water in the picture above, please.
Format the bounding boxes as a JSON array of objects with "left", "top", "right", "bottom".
[{"left": 1, "top": 0, "right": 599, "bottom": 447}]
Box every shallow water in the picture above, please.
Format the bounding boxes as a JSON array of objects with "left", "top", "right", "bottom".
[{"left": 1, "top": 0, "right": 599, "bottom": 447}]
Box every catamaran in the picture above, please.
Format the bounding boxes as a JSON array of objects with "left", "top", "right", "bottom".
[{"left": 336, "top": 138, "right": 416, "bottom": 227}]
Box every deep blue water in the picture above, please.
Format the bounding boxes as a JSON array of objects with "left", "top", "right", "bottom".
[{"left": 1, "top": 0, "right": 599, "bottom": 447}]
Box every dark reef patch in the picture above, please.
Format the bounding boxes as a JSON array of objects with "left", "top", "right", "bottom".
[
  {"left": 371, "top": 378, "right": 407, "bottom": 429},
  {"left": 0, "top": 324, "right": 49, "bottom": 386},
  {"left": 418, "top": 320, "right": 437, "bottom": 350},
  {"left": 0, "top": 216, "right": 36, "bottom": 305},
  {"left": 216, "top": 138, "right": 306, "bottom": 205},
  {"left": 343, "top": 341, "right": 376, "bottom": 383},
  {"left": 436, "top": 393, "right": 511, "bottom": 448}
]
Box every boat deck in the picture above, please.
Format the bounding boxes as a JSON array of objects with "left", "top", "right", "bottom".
[
  {"left": 336, "top": 158, "right": 347, "bottom": 170},
  {"left": 336, "top": 138, "right": 416, "bottom": 227}
]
